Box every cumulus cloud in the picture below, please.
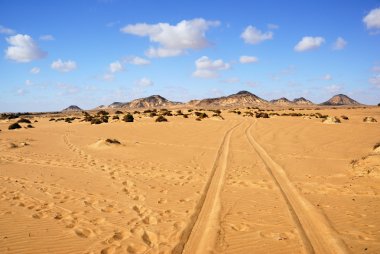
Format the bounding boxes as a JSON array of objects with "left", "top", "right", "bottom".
[
  {"left": 325, "top": 84, "right": 342, "bottom": 94},
  {"left": 106, "top": 20, "right": 120, "bottom": 27},
  {"left": 239, "top": 55, "right": 258, "bottom": 64},
  {"left": 193, "top": 56, "right": 230, "bottom": 79},
  {"left": 124, "top": 56, "right": 150, "bottom": 65},
  {"left": 39, "top": 34, "right": 55, "bottom": 41},
  {"left": 221, "top": 77, "right": 240, "bottom": 84},
  {"left": 372, "top": 65, "right": 380, "bottom": 72},
  {"left": 294, "top": 36, "right": 325, "bottom": 52},
  {"left": 102, "top": 73, "right": 114, "bottom": 81},
  {"left": 267, "top": 23, "right": 279, "bottom": 30},
  {"left": 25, "top": 79, "right": 33, "bottom": 86},
  {"left": 363, "top": 7, "right": 380, "bottom": 30},
  {"left": 369, "top": 75, "right": 380, "bottom": 88},
  {"left": 5, "top": 34, "right": 47, "bottom": 62},
  {"left": 246, "top": 81, "right": 259, "bottom": 87},
  {"left": 16, "top": 88, "right": 27, "bottom": 95},
  {"left": 135, "top": 77, "right": 154, "bottom": 87},
  {"left": 56, "top": 83, "right": 79, "bottom": 95},
  {"left": 322, "top": 74, "right": 332, "bottom": 80},
  {"left": 333, "top": 37, "right": 347, "bottom": 50},
  {"left": 30, "top": 67, "right": 40, "bottom": 74},
  {"left": 0, "top": 25, "right": 15, "bottom": 34},
  {"left": 241, "top": 26, "right": 273, "bottom": 44},
  {"left": 121, "top": 18, "right": 220, "bottom": 57},
  {"left": 109, "top": 61, "right": 124, "bottom": 73},
  {"left": 51, "top": 59, "right": 77, "bottom": 72},
  {"left": 145, "top": 47, "right": 183, "bottom": 58}
]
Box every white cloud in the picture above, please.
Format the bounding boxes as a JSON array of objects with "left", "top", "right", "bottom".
[
  {"left": 246, "top": 81, "right": 258, "bottom": 87},
  {"left": 30, "top": 67, "right": 40, "bottom": 74},
  {"left": 0, "top": 25, "right": 15, "bottom": 34},
  {"left": 145, "top": 47, "right": 183, "bottom": 58},
  {"left": 124, "top": 56, "right": 150, "bottom": 65},
  {"left": 135, "top": 77, "right": 154, "bottom": 87},
  {"left": 322, "top": 74, "right": 332, "bottom": 80},
  {"left": 109, "top": 61, "right": 123, "bottom": 73},
  {"left": 5, "top": 34, "right": 47, "bottom": 62},
  {"left": 25, "top": 79, "right": 33, "bottom": 86},
  {"left": 51, "top": 59, "right": 77, "bottom": 72},
  {"left": 56, "top": 83, "right": 79, "bottom": 95},
  {"left": 333, "top": 37, "right": 347, "bottom": 50},
  {"left": 325, "top": 84, "right": 342, "bottom": 94},
  {"left": 241, "top": 26, "right": 273, "bottom": 44},
  {"left": 16, "top": 88, "right": 26, "bottom": 95},
  {"left": 106, "top": 20, "right": 120, "bottom": 27},
  {"left": 210, "top": 88, "right": 225, "bottom": 97},
  {"left": 372, "top": 65, "right": 380, "bottom": 72},
  {"left": 369, "top": 75, "right": 380, "bottom": 88},
  {"left": 23, "top": 79, "right": 48, "bottom": 89},
  {"left": 39, "top": 34, "right": 54, "bottom": 41},
  {"left": 363, "top": 7, "right": 380, "bottom": 30},
  {"left": 121, "top": 18, "right": 220, "bottom": 57},
  {"left": 267, "top": 23, "right": 279, "bottom": 30},
  {"left": 193, "top": 56, "right": 230, "bottom": 79},
  {"left": 221, "top": 77, "right": 240, "bottom": 84},
  {"left": 294, "top": 36, "right": 325, "bottom": 52},
  {"left": 239, "top": 55, "right": 258, "bottom": 64},
  {"left": 102, "top": 73, "right": 114, "bottom": 81}
]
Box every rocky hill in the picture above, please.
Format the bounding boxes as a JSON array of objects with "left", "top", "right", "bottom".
[
  {"left": 321, "top": 94, "right": 361, "bottom": 106},
  {"left": 62, "top": 105, "right": 82, "bottom": 112},
  {"left": 121, "top": 95, "right": 181, "bottom": 109},
  {"left": 271, "top": 97, "right": 294, "bottom": 106},
  {"left": 188, "top": 91, "right": 268, "bottom": 108},
  {"left": 293, "top": 97, "right": 314, "bottom": 105}
]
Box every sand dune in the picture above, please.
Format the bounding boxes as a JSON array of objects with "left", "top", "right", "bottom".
[{"left": 0, "top": 107, "right": 379, "bottom": 253}]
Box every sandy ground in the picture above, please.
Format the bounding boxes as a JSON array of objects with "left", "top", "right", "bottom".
[{"left": 0, "top": 107, "right": 379, "bottom": 254}]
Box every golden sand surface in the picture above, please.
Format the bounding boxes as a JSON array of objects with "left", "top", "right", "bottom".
[{"left": 0, "top": 107, "right": 379, "bottom": 254}]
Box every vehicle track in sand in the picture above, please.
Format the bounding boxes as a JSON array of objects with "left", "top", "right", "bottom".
[
  {"left": 245, "top": 120, "right": 348, "bottom": 254},
  {"left": 173, "top": 122, "right": 240, "bottom": 254}
]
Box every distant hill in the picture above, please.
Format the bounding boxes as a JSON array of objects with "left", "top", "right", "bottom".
[
  {"left": 124, "top": 95, "right": 181, "bottom": 109},
  {"left": 321, "top": 94, "right": 361, "bottom": 106},
  {"left": 271, "top": 97, "right": 294, "bottom": 106},
  {"left": 271, "top": 97, "right": 314, "bottom": 106},
  {"left": 106, "top": 95, "right": 182, "bottom": 109},
  {"left": 62, "top": 105, "right": 82, "bottom": 112},
  {"left": 293, "top": 97, "right": 314, "bottom": 105},
  {"left": 108, "top": 102, "right": 124, "bottom": 108},
  {"left": 188, "top": 91, "right": 268, "bottom": 108}
]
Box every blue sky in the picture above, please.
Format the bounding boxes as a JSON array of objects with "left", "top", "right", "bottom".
[{"left": 0, "top": 0, "right": 379, "bottom": 112}]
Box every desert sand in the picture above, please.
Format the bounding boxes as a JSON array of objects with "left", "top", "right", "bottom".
[{"left": 0, "top": 107, "right": 380, "bottom": 254}]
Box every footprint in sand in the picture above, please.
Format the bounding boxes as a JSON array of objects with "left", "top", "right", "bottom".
[
  {"left": 127, "top": 243, "right": 147, "bottom": 254},
  {"left": 130, "top": 226, "right": 145, "bottom": 237},
  {"left": 142, "top": 230, "right": 158, "bottom": 247},
  {"left": 74, "top": 227, "right": 93, "bottom": 238},
  {"left": 32, "top": 211, "right": 48, "bottom": 219},
  {"left": 101, "top": 204, "right": 115, "bottom": 213},
  {"left": 143, "top": 215, "right": 158, "bottom": 225},
  {"left": 90, "top": 217, "right": 106, "bottom": 225},
  {"left": 229, "top": 223, "right": 250, "bottom": 232},
  {"left": 100, "top": 245, "right": 116, "bottom": 254},
  {"left": 104, "top": 230, "right": 130, "bottom": 244},
  {"left": 259, "top": 231, "right": 296, "bottom": 240}
]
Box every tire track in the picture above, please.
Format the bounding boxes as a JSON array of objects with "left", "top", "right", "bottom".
[
  {"left": 173, "top": 122, "right": 240, "bottom": 254},
  {"left": 245, "top": 120, "right": 348, "bottom": 254}
]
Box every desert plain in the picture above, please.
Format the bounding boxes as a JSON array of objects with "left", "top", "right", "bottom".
[{"left": 0, "top": 107, "right": 380, "bottom": 254}]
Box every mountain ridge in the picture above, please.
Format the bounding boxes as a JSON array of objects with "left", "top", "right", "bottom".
[{"left": 89, "top": 92, "right": 364, "bottom": 110}]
